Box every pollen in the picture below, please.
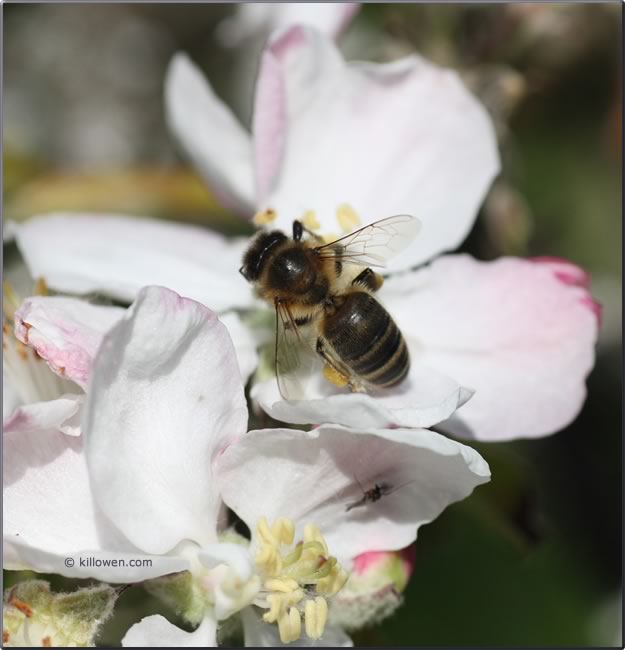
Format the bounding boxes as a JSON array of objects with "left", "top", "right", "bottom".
[
  {"left": 253, "top": 208, "right": 278, "bottom": 226},
  {"left": 254, "top": 517, "right": 348, "bottom": 644},
  {"left": 9, "top": 597, "right": 33, "bottom": 618},
  {"left": 336, "top": 203, "right": 361, "bottom": 233},
  {"left": 34, "top": 277, "right": 49, "bottom": 296},
  {"left": 323, "top": 364, "right": 350, "bottom": 388},
  {"left": 301, "top": 210, "right": 320, "bottom": 231}
]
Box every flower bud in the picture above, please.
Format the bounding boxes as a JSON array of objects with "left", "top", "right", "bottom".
[
  {"left": 330, "top": 546, "right": 415, "bottom": 631},
  {"left": 3, "top": 580, "right": 117, "bottom": 647}
]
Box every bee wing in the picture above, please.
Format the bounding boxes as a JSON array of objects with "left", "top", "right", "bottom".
[
  {"left": 274, "top": 302, "right": 319, "bottom": 401},
  {"left": 315, "top": 215, "right": 421, "bottom": 268}
]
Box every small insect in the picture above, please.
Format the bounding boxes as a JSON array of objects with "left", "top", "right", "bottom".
[
  {"left": 239, "top": 214, "right": 421, "bottom": 399},
  {"left": 345, "top": 476, "right": 415, "bottom": 512},
  {"left": 345, "top": 482, "right": 393, "bottom": 512}
]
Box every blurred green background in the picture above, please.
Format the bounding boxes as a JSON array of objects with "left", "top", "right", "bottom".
[{"left": 3, "top": 3, "right": 622, "bottom": 646}]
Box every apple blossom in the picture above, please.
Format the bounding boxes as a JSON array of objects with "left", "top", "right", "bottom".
[
  {"left": 2, "top": 283, "right": 258, "bottom": 446},
  {"left": 216, "top": 3, "right": 359, "bottom": 47},
  {"left": 3, "top": 285, "right": 122, "bottom": 439},
  {"left": 4, "top": 286, "right": 490, "bottom": 646},
  {"left": 10, "top": 26, "right": 598, "bottom": 441}
]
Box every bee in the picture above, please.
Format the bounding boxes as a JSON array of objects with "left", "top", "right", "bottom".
[
  {"left": 345, "top": 476, "right": 415, "bottom": 512},
  {"left": 239, "top": 215, "right": 421, "bottom": 399}
]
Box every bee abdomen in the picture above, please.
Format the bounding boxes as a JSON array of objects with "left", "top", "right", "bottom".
[{"left": 323, "top": 292, "right": 410, "bottom": 388}]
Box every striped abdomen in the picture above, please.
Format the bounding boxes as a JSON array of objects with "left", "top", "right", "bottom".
[{"left": 323, "top": 291, "right": 409, "bottom": 388}]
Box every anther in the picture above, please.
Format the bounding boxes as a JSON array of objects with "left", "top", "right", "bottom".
[
  {"left": 253, "top": 209, "right": 278, "bottom": 226},
  {"left": 301, "top": 210, "right": 320, "bottom": 231},
  {"left": 336, "top": 203, "right": 361, "bottom": 233}
]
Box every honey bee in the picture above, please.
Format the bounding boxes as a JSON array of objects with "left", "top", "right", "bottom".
[{"left": 239, "top": 215, "right": 421, "bottom": 399}]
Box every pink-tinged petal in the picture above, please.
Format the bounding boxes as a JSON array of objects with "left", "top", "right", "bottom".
[
  {"left": 333, "top": 546, "right": 416, "bottom": 630},
  {"left": 253, "top": 49, "right": 286, "bottom": 203},
  {"left": 4, "top": 395, "right": 82, "bottom": 436},
  {"left": 122, "top": 615, "right": 217, "bottom": 648},
  {"left": 531, "top": 257, "right": 602, "bottom": 325},
  {"left": 84, "top": 287, "right": 248, "bottom": 555},
  {"left": 531, "top": 256, "right": 591, "bottom": 288},
  {"left": 15, "top": 213, "right": 255, "bottom": 311},
  {"left": 165, "top": 53, "right": 254, "bottom": 216},
  {"left": 257, "top": 26, "right": 499, "bottom": 270},
  {"left": 14, "top": 296, "right": 124, "bottom": 389},
  {"left": 216, "top": 425, "right": 489, "bottom": 564},
  {"left": 218, "top": 3, "right": 360, "bottom": 47},
  {"left": 251, "top": 358, "right": 473, "bottom": 429},
  {"left": 242, "top": 608, "right": 353, "bottom": 647},
  {"left": 352, "top": 547, "right": 414, "bottom": 578},
  {"left": 383, "top": 255, "right": 599, "bottom": 441},
  {"left": 4, "top": 428, "right": 188, "bottom": 581},
  {"left": 220, "top": 312, "right": 260, "bottom": 384}
]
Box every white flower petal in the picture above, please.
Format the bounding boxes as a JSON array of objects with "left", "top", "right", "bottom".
[
  {"left": 4, "top": 394, "right": 83, "bottom": 436},
  {"left": 220, "top": 312, "right": 259, "bottom": 384},
  {"left": 15, "top": 213, "right": 254, "bottom": 312},
  {"left": 216, "top": 425, "right": 490, "bottom": 563},
  {"left": 3, "top": 375, "right": 21, "bottom": 420},
  {"left": 251, "top": 360, "right": 472, "bottom": 429},
  {"left": 14, "top": 296, "right": 124, "bottom": 389},
  {"left": 218, "top": 3, "right": 359, "bottom": 47},
  {"left": 383, "top": 255, "right": 599, "bottom": 440},
  {"left": 165, "top": 53, "right": 255, "bottom": 215},
  {"left": 198, "top": 543, "right": 253, "bottom": 583},
  {"left": 256, "top": 26, "right": 499, "bottom": 269},
  {"left": 84, "top": 287, "right": 248, "bottom": 555},
  {"left": 122, "top": 615, "right": 217, "bottom": 648},
  {"left": 3, "top": 428, "right": 187, "bottom": 581}
]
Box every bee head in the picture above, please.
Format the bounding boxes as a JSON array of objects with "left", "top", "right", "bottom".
[{"left": 240, "top": 230, "right": 288, "bottom": 283}]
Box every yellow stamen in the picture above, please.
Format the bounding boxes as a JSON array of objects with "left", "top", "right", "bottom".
[
  {"left": 253, "top": 208, "right": 278, "bottom": 226},
  {"left": 264, "top": 578, "right": 299, "bottom": 594},
  {"left": 301, "top": 210, "right": 320, "bottom": 231},
  {"left": 336, "top": 203, "right": 361, "bottom": 233},
  {"left": 272, "top": 518, "right": 295, "bottom": 545},
  {"left": 34, "top": 277, "right": 48, "bottom": 296},
  {"left": 278, "top": 607, "right": 301, "bottom": 643},
  {"left": 304, "top": 596, "right": 328, "bottom": 640},
  {"left": 254, "top": 518, "right": 348, "bottom": 643}
]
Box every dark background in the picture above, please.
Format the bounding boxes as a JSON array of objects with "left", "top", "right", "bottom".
[{"left": 4, "top": 3, "right": 622, "bottom": 646}]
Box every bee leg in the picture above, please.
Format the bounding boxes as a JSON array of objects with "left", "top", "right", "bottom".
[
  {"left": 348, "top": 380, "right": 367, "bottom": 393},
  {"left": 316, "top": 338, "right": 353, "bottom": 389},
  {"left": 316, "top": 338, "right": 368, "bottom": 393},
  {"left": 351, "top": 267, "right": 384, "bottom": 292}
]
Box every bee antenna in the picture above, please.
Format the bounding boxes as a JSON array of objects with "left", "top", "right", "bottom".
[
  {"left": 386, "top": 480, "right": 415, "bottom": 496},
  {"left": 353, "top": 473, "right": 365, "bottom": 495}
]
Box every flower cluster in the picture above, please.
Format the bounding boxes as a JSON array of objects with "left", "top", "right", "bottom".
[{"left": 3, "top": 9, "right": 599, "bottom": 649}]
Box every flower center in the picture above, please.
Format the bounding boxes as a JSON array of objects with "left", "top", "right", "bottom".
[
  {"left": 252, "top": 203, "right": 362, "bottom": 243},
  {"left": 253, "top": 517, "right": 348, "bottom": 644},
  {"left": 3, "top": 280, "right": 73, "bottom": 405}
]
